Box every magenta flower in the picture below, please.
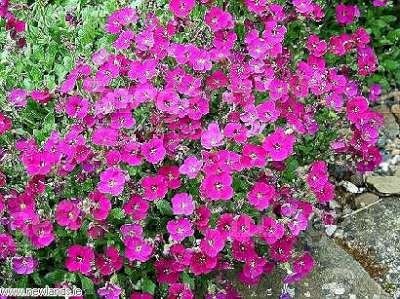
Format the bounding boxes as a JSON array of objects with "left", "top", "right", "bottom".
[
  {"left": 125, "top": 237, "right": 153, "bottom": 262},
  {"left": 171, "top": 193, "right": 195, "bottom": 216},
  {"left": 27, "top": 220, "right": 55, "bottom": 249},
  {"left": 242, "top": 255, "right": 266, "bottom": 280},
  {"left": 155, "top": 259, "right": 180, "bottom": 284},
  {"left": 167, "top": 218, "right": 194, "bottom": 242},
  {"left": 169, "top": 0, "right": 196, "bottom": 18},
  {"left": 189, "top": 251, "right": 217, "bottom": 276},
  {"left": 114, "top": 30, "right": 135, "bottom": 50},
  {"left": 89, "top": 191, "right": 111, "bottom": 221},
  {"left": 205, "top": 7, "right": 234, "bottom": 32},
  {"left": 92, "top": 127, "right": 119, "bottom": 146},
  {"left": 336, "top": 4, "right": 360, "bottom": 25},
  {"left": 168, "top": 283, "right": 194, "bottom": 299},
  {"left": 96, "top": 246, "right": 123, "bottom": 276},
  {"left": 269, "top": 236, "right": 296, "bottom": 263},
  {"left": 200, "top": 229, "right": 225, "bottom": 257},
  {"left": 284, "top": 252, "right": 315, "bottom": 283},
  {"left": 158, "top": 165, "right": 182, "bottom": 190},
  {"left": 201, "top": 122, "right": 224, "bottom": 149},
  {"left": 259, "top": 216, "right": 285, "bottom": 245},
  {"left": 12, "top": 256, "right": 38, "bottom": 275},
  {"left": 0, "top": 113, "right": 12, "bottom": 135},
  {"left": 98, "top": 167, "right": 127, "bottom": 196},
  {"left": 141, "top": 175, "right": 168, "bottom": 201},
  {"left": 247, "top": 182, "right": 276, "bottom": 211},
  {"left": 65, "top": 96, "right": 90, "bottom": 119},
  {"left": 262, "top": 128, "right": 296, "bottom": 161},
  {"left": 201, "top": 173, "right": 234, "bottom": 201},
  {"left": 55, "top": 199, "right": 82, "bottom": 230},
  {"left": 141, "top": 137, "right": 166, "bottom": 165},
  {"left": 123, "top": 195, "right": 149, "bottom": 221},
  {"left": 306, "top": 160, "right": 329, "bottom": 191},
  {"left": 241, "top": 144, "right": 267, "bottom": 169},
  {"left": 105, "top": 7, "right": 138, "bottom": 34},
  {"left": 0, "top": 233, "right": 16, "bottom": 259},
  {"left": 231, "top": 215, "right": 257, "bottom": 242},
  {"left": 179, "top": 156, "right": 203, "bottom": 179},
  {"left": 232, "top": 240, "right": 257, "bottom": 262},
  {"left": 8, "top": 88, "right": 27, "bottom": 107},
  {"left": 65, "top": 245, "right": 95, "bottom": 274},
  {"left": 98, "top": 283, "right": 122, "bottom": 299}
]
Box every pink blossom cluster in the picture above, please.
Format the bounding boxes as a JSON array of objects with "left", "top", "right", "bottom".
[
  {"left": 0, "top": 0, "right": 26, "bottom": 47},
  {"left": 1, "top": 0, "right": 385, "bottom": 298}
]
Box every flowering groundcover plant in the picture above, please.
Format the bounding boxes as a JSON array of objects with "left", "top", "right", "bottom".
[{"left": 0, "top": 0, "right": 394, "bottom": 298}]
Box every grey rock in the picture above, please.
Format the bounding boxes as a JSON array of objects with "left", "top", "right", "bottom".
[
  {"left": 341, "top": 197, "right": 400, "bottom": 296},
  {"left": 366, "top": 176, "right": 400, "bottom": 194},
  {"left": 391, "top": 104, "right": 400, "bottom": 123},
  {"left": 232, "top": 232, "right": 390, "bottom": 298},
  {"left": 374, "top": 105, "right": 399, "bottom": 140},
  {"left": 354, "top": 193, "right": 380, "bottom": 208}
]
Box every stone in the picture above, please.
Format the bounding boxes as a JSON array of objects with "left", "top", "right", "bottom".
[
  {"left": 354, "top": 193, "right": 380, "bottom": 208},
  {"left": 392, "top": 104, "right": 400, "bottom": 122},
  {"left": 366, "top": 176, "right": 400, "bottom": 194},
  {"left": 374, "top": 105, "right": 399, "bottom": 140},
  {"left": 341, "top": 197, "right": 400, "bottom": 296},
  {"left": 231, "top": 231, "right": 390, "bottom": 298}
]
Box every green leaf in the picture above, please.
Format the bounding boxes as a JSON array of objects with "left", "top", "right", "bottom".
[
  {"left": 140, "top": 277, "right": 156, "bottom": 295},
  {"left": 79, "top": 274, "right": 95, "bottom": 295},
  {"left": 110, "top": 207, "right": 125, "bottom": 220},
  {"left": 155, "top": 199, "right": 172, "bottom": 216}
]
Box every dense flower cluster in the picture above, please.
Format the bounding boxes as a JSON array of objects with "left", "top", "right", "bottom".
[
  {"left": 1, "top": 0, "right": 387, "bottom": 298},
  {"left": 0, "top": 0, "right": 26, "bottom": 47}
]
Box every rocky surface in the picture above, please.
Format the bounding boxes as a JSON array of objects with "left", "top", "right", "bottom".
[
  {"left": 233, "top": 232, "right": 390, "bottom": 299},
  {"left": 366, "top": 176, "right": 400, "bottom": 194},
  {"left": 338, "top": 197, "right": 400, "bottom": 297},
  {"left": 374, "top": 105, "right": 399, "bottom": 140}
]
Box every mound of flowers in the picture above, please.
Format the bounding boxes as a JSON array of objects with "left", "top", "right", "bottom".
[{"left": 0, "top": 0, "right": 387, "bottom": 298}]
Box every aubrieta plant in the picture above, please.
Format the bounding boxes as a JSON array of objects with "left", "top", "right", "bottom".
[{"left": 0, "top": 0, "right": 390, "bottom": 298}]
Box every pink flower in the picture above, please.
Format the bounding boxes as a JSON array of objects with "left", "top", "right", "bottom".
[
  {"left": 12, "top": 256, "right": 38, "bottom": 275},
  {"left": 189, "top": 251, "right": 217, "bottom": 275},
  {"left": 179, "top": 156, "right": 203, "bottom": 179},
  {"left": 205, "top": 7, "right": 234, "bottom": 32},
  {"left": 55, "top": 199, "right": 82, "bottom": 230},
  {"left": 262, "top": 128, "right": 296, "bottom": 161},
  {"left": 92, "top": 127, "right": 119, "bottom": 146},
  {"left": 306, "top": 161, "right": 329, "bottom": 192},
  {"left": 167, "top": 218, "right": 194, "bottom": 242},
  {"left": 284, "top": 252, "right": 315, "bottom": 283},
  {"left": 141, "top": 175, "right": 168, "bottom": 201},
  {"left": 231, "top": 215, "right": 257, "bottom": 242},
  {"left": 0, "top": 233, "right": 16, "bottom": 259},
  {"left": 168, "top": 283, "right": 194, "bottom": 299},
  {"left": 201, "top": 173, "right": 234, "bottom": 201},
  {"left": 114, "top": 30, "right": 135, "bottom": 50},
  {"left": 158, "top": 165, "right": 182, "bottom": 190},
  {"left": 65, "top": 245, "right": 95, "bottom": 274},
  {"left": 0, "top": 113, "right": 12, "bottom": 135},
  {"left": 259, "top": 217, "right": 285, "bottom": 245},
  {"left": 89, "top": 191, "right": 112, "bottom": 221},
  {"left": 8, "top": 88, "right": 27, "bottom": 107},
  {"left": 200, "top": 229, "right": 225, "bottom": 257},
  {"left": 65, "top": 96, "right": 90, "bottom": 119},
  {"left": 124, "top": 237, "right": 153, "bottom": 262},
  {"left": 96, "top": 246, "right": 123, "bottom": 276},
  {"left": 201, "top": 122, "right": 224, "bottom": 149},
  {"left": 98, "top": 167, "right": 127, "bottom": 196},
  {"left": 169, "top": 0, "right": 196, "bottom": 19},
  {"left": 171, "top": 193, "right": 195, "bottom": 216},
  {"left": 123, "top": 195, "right": 149, "bottom": 221},
  {"left": 241, "top": 144, "right": 267, "bottom": 169},
  {"left": 269, "top": 236, "right": 296, "bottom": 263},
  {"left": 155, "top": 259, "right": 180, "bottom": 284},
  {"left": 247, "top": 182, "right": 276, "bottom": 211},
  {"left": 105, "top": 7, "right": 138, "bottom": 34},
  {"left": 141, "top": 137, "right": 166, "bottom": 164},
  {"left": 336, "top": 4, "right": 360, "bottom": 25}
]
